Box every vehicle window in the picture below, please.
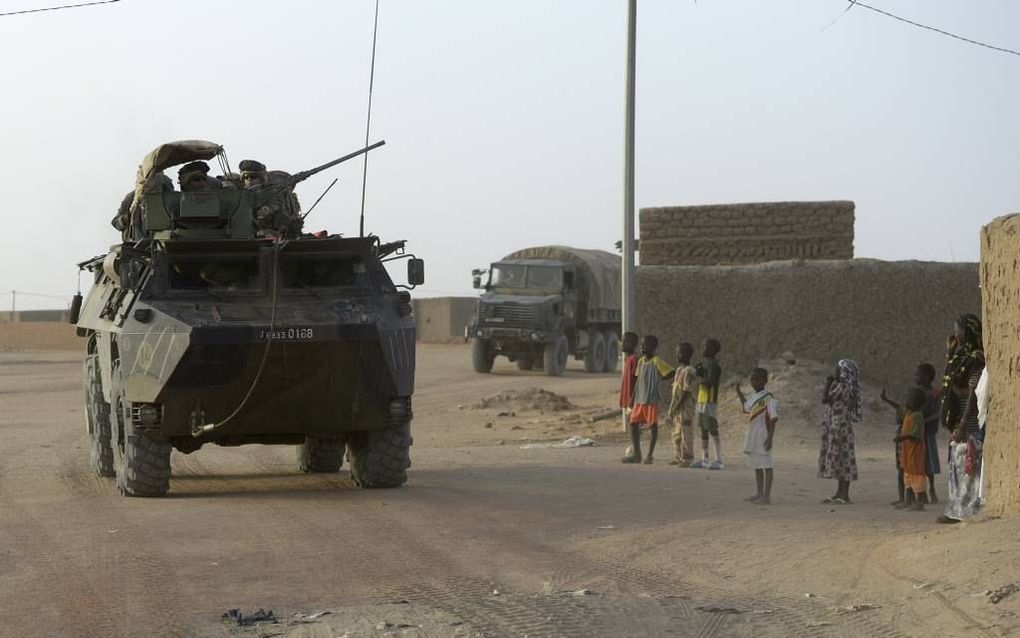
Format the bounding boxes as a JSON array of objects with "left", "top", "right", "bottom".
[
  {"left": 169, "top": 257, "right": 260, "bottom": 290},
  {"left": 281, "top": 255, "right": 358, "bottom": 288},
  {"left": 526, "top": 266, "right": 563, "bottom": 289},
  {"left": 491, "top": 265, "right": 525, "bottom": 288}
]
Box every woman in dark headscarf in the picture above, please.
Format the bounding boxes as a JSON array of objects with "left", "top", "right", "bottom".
[
  {"left": 819, "top": 359, "right": 862, "bottom": 504},
  {"left": 937, "top": 314, "right": 985, "bottom": 523}
]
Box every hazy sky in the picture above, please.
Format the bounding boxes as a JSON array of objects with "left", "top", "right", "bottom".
[{"left": 0, "top": 0, "right": 1016, "bottom": 308}]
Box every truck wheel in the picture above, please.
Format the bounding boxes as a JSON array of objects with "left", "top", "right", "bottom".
[
  {"left": 543, "top": 335, "right": 569, "bottom": 377},
  {"left": 603, "top": 331, "right": 620, "bottom": 373},
  {"left": 110, "top": 365, "right": 172, "bottom": 497},
  {"left": 297, "top": 435, "right": 345, "bottom": 473},
  {"left": 584, "top": 331, "right": 607, "bottom": 373},
  {"left": 516, "top": 358, "right": 534, "bottom": 371},
  {"left": 471, "top": 338, "right": 495, "bottom": 373},
  {"left": 347, "top": 397, "right": 413, "bottom": 488},
  {"left": 84, "top": 354, "right": 115, "bottom": 477}
]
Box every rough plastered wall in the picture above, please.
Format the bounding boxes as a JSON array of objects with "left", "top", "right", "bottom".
[
  {"left": 640, "top": 201, "right": 855, "bottom": 266},
  {"left": 637, "top": 259, "right": 979, "bottom": 394},
  {"left": 412, "top": 297, "right": 476, "bottom": 343},
  {"left": 980, "top": 213, "right": 1020, "bottom": 515}
]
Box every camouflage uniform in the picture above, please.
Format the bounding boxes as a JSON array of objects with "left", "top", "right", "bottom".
[{"left": 240, "top": 159, "right": 304, "bottom": 238}]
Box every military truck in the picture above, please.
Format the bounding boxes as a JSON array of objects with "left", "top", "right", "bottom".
[
  {"left": 468, "top": 246, "right": 621, "bottom": 376},
  {"left": 73, "top": 140, "right": 424, "bottom": 497}
]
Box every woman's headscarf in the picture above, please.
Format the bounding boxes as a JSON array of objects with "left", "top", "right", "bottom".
[
  {"left": 940, "top": 313, "right": 985, "bottom": 429},
  {"left": 837, "top": 358, "right": 862, "bottom": 422}
]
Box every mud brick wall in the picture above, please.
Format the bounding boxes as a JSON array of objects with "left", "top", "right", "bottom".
[
  {"left": 980, "top": 213, "right": 1020, "bottom": 515},
  {"left": 640, "top": 201, "right": 855, "bottom": 265},
  {"left": 412, "top": 297, "right": 477, "bottom": 343},
  {"left": 637, "top": 259, "right": 979, "bottom": 401}
]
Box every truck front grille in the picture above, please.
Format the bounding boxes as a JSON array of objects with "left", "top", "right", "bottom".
[{"left": 481, "top": 303, "right": 540, "bottom": 326}]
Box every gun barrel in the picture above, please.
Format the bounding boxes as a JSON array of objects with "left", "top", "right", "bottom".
[{"left": 291, "top": 140, "right": 386, "bottom": 184}]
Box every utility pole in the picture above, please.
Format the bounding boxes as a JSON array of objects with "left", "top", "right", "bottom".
[
  {"left": 621, "top": 0, "right": 637, "bottom": 434},
  {"left": 622, "top": 0, "right": 637, "bottom": 336},
  {"left": 10, "top": 290, "right": 15, "bottom": 323}
]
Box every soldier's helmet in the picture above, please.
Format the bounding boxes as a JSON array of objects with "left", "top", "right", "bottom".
[
  {"left": 178, "top": 161, "right": 211, "bottom": 191},
  {"left": 239, "top": 159, "right": 268, "bottom": 188}
]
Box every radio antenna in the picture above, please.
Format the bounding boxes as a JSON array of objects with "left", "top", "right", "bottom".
[{"left": 359, "top": 0, "right": 381, "bottom": 238}]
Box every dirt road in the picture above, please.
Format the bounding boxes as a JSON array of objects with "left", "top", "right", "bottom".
[{"left": 1, "top": 341, "right": 1017, "bottom": 637}]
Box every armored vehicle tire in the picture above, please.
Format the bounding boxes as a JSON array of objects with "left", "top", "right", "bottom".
[
  {"left": 84, "top": 354, "right": 115, "bottom": 477},
  {"left": 584, "top": 331, "right": 607, "bottom": 373},
  {"left": 347, "top": 398, "right": 413, "bottom": 488},
  {"left": 516, "top": 358, "right": 534, "bottom": 371},
  {"left": 543, "top": 335, "right": 569, "bottom": 377},
  {"left": 111, "top": 369, "right": 172, "bottom": 497},
  {"left": 471, "top": 338, "right": 495, "bottom": 373},
  {"left": 603, "top": 331, "right": 620, "bottom": 373},
  {"left": 297, "top": 436, "right": 345, "bottom": 473}
]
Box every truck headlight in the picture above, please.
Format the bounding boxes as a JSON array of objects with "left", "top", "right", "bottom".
[
  {"left": 475, "top": 329, "right": 484, "bottom": 337},
  {"left": 530, "top": 332, "right": 540, "bottom": 341}
]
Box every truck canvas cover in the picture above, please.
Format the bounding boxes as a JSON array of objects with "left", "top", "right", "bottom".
[{"left": 501, "top": 246, "right": 621, "bottom": 317}]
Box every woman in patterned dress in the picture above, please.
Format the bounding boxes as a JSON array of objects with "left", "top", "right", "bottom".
[
  {"left": 819, "top": 359, "right": 862, "bottom": 504},
  {"left": 937, "top": 314, "right": 985, "bottom": 524}
]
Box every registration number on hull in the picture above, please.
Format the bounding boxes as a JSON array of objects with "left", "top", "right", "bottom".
[{"left": 259, "top": 327, "right": 315, "bottom": 341}]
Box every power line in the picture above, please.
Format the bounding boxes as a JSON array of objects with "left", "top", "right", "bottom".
[
  {"left": 0, "top": 0, "right": 121, "bottom": 18},
  {"left": 831, "top": 0, "right": 1020, "bottom": 58}
]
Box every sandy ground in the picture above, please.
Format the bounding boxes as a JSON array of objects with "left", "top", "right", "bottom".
[{"left": 0, "top": 326, "right": 1018, "bottom": 637}]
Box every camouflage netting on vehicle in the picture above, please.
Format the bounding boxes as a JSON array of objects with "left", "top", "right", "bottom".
[{"left": 501, "top": 246, "right": 621, "bottom": 315}]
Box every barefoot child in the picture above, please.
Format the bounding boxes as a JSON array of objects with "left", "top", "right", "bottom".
[
  {"left": 692, "top": 339, "right": 723, "bottom": 469},
  {"left": 880, "top": 363, "right": 941, "bottom": 506},
  {"left": 894, "top": 387, "right": 929, "bottom": 511},
  {"left": 736, "top": 368, "right": 778, "bottom": 504},
  {"left": 668, "top": 343, "right": 699, "bottom": 466},
  {"left": 618, "top": 332, "right": 640, "bottom": 434},
  {"left": 622, "top": 335, "right": 675, "bottom": 464}
]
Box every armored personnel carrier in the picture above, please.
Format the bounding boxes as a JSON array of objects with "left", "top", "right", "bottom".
[{"left": 73, "top": 140, "right": 424, "bottom": 497}]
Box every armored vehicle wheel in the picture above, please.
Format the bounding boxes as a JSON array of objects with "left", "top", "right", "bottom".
[
  {"left": 297, "top": 436, "right": 345, "bottom": 473},
  {"left": 84, "top": 354, "right": 115, "bottom": 477},
  {"left": 516, "top": 358, "right": 534, "bottom": 371},
  {"left": 543, "top": 335, "right": 569, "bottom": 377},
  {"left": 471, "top": 338, "right": 495, "bottom": 373},
  {"left": 584, "top": 331, "right": 607, "bottom": 373},
  {"left": 110, "top": 366, "right": 172, "bottom": 497},
  {"left": 347, "top": 398, "right": 413, "bottom": 488},
  {"left": 603, "top": 331, "right": 620, "bottom": 373}
]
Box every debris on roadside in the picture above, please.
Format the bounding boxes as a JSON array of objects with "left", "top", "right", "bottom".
[
  {"left": 695, "top": 605, "right": 744, "bottom": 614},
  {"left": 476, "top": 388, "right": 574, "bottom": 412},
  {"left": 989, "top": 584, "right": 1020, "bottom": 604},
  {"left": 222, "top": 608, "right": 278, "bottom": 627},
  {"left": 293, "top": 610, "right": 333, "bottom": 623},
  {"left": 836, "top": 603, "right": 880, "bottom": 614},
  {"left": 520, "top": 436, "right": 596, "bottom": 450}
]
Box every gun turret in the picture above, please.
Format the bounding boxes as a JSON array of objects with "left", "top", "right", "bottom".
[{"left": 288, "top": 140, "right": 386, "bottom": 187}]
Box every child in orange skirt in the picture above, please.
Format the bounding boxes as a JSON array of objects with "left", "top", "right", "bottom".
[
  {"left": 894, "top": 388, "right": 928, "bottom": 511},
  {"left": 622, "top": 335, "right": 675, "bottom": 464}
]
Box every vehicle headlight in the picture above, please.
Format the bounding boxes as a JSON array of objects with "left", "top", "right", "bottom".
[
  {"left": 476, "top": 329, "right": 484, "bottom": 337},
  {"left": 530, "top": 332, "right": 540, "bottom": 341},
  {"left": 132, "top": 403, "right": 163, "bottom": 427}
]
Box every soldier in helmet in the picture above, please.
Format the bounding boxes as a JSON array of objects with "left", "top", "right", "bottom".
[
  {"left": 239, "top": 159, "right": 269, "bottom": 189},
  {"left": 178, "top": 161, "right": 221, "bottom": 192},
  {"left": 239, "top": 158, "right": 304, "bottom": 238}
]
